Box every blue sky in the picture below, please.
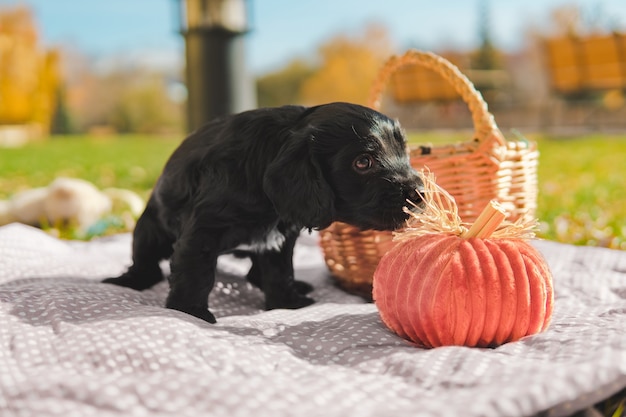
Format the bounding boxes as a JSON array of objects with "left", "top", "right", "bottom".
[{"left": 2, "top": 0, "right": 626, "bottom": 75}]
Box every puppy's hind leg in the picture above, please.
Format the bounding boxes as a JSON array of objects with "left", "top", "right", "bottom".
[{"left": 103, "top": 202, "right": 173, "bottom": 290}]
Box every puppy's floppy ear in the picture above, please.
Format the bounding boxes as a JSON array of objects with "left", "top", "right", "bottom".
[{"left": 263, "top": 134, "right": 335, "bottom": 229}]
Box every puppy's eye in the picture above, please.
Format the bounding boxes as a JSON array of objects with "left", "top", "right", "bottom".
[{"left": 353, "top": 154, "right": 375, "bottom": 172}]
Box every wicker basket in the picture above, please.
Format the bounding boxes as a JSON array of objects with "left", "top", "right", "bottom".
[{"left": 319, "top": 50, "right": 539, "bottom": 299}]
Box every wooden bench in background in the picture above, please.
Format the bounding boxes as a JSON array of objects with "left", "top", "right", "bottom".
[{"left": 544, "top": 33, "right": 626, "bottom": 95}]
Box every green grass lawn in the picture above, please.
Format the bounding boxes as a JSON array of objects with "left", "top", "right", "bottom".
[
  {"left": 533, "top": 134, "right": 626, "bottom": 249},
  {"left": 0, "top": 135, "right": 181, "bottom": 200},
  {"left": 1, "top": 132, "right": 625, "bottom": 249}
]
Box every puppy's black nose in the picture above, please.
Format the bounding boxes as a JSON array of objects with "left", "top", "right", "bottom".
[{"left": 404, "top": 187, "right": 424, "bottom": 206}]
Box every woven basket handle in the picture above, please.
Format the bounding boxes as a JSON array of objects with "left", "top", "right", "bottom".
[{"left": 368, "top": 50, "right": 504, "bottom": 145}]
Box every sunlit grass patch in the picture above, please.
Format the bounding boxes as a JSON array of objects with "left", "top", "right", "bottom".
[
  {"left": 0, "top": 134, "right": 181, "bottom": 200},
  {"left": 534, "top": 134, "right": 626, "bottom": 249}
]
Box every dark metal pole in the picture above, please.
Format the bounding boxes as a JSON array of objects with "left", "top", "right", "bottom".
[{"left": 180, "top": 0, "right": 256, "bottom": 132}]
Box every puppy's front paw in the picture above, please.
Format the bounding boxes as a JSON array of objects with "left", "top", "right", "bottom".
[
  {"left": 293, "top": 280, "right": 314, "bottom": 295},
  {"left": 245, "top": 267, "right": 313, "bottom": 295},
  {"left": 265, "top": 293, "right": 315, "bottom": 311},
  {"left": 166, "top": 302, "right": 217, "bottom": 323},
  {"left": 190, "top": 308, "right": 217, "bottom": 324},
  {"left": 102, "top": 275, "right": 152, "bottom": 291}
]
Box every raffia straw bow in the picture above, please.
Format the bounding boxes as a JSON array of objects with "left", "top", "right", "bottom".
[{"left": 396, "top": 169, "right": 538, "bottom": 242}]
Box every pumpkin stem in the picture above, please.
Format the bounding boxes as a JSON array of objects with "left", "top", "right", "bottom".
[{"left": 461, "top": 201, "right": 506, "bottom": 239}]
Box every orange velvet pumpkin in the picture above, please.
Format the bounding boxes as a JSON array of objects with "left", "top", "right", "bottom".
[{"left": 372, "top": 172, "right": 554, "bottom": 348}]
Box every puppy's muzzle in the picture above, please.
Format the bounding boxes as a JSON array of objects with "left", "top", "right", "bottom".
[
  {"left": 402, "top": 173, "right": 426, "bottom": 209},
  {"left": 404, "top": 187, "right": 424, "bottom": 206}
]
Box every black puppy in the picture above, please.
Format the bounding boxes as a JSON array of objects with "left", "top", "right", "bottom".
[{"left": 104, "top": 102, "right": 423, "bottom": 322}]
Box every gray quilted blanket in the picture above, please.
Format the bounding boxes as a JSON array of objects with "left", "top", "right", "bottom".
[{"left": 0, "top": 223, "right": 624, "bottom": 416}]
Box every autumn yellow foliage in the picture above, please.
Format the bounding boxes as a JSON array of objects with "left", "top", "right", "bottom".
[
  {"left": 299, "top": 25, "right": 393, "bottom": 106},
  {"left": 0, "top": 6, "right": 59, "bottom": 131}
]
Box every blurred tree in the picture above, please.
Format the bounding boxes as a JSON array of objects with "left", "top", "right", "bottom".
[
  {"left": 34, "top": 50, "right": 61, "bottom": 130},
  {"left": 470, "top": 0, "right": 503, "bottom": 71},
  {"left": 299, "top": 24, "right": 394, "bottom": 106},
  {"left": 67, "top": 67, "right": 120, "bottom": 132},
  {"left": 0, "top": 6, "right": 37, "bottom": 124},
  {"left": 108, "top": 74, "right": 180, "bottom": 134},
  {"left": 256, "top": 59, "right": 314, "bottom": 108},
  {"left": 65, "top": 64, "right": 184, "bottom": 135},
  {"left": 50, "top": 84, "right": 73, "bottom": 134},
  {"left": 550, "top": 5, "right": 582, "bottom": 36},
  {"left": 548, "top": 3, "right": 619, "bottom": 36},
  {"left": 0, "top": 6, "right": 59, "bottom": 133},
  {"left": 467, "top": 0, "right": 509, "bottom": 107}
]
